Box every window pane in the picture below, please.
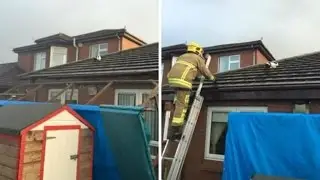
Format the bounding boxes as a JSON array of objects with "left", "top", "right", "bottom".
[
  {"left": 49, "top": 90, "right": 62, "bottom": 103},
  {"left": 90, "top": 44, "right": 99, "bottom": 57},
  {"left": 34, "top": 53, "right": 46, "bottom": 70},
  {"left": 143, "top": 110, "right": 158, "bottom": 142},
  {"left": 99, "top": 43, "right": 108, "bottom": 50},
  {"left": 118, "top": 93, "right": 136, "bottom": 106},
  {"left": 219, "top": 56, "right": 229, "bottom": 72},
  {"left": 229, "top": 62, "right": 240, "bottom": 71},
  {"left": 230, "top": 55, "right": 240, "bottom": 62},
  {"left": 51, "top": 54, "right": 66, "bottom": 67},
  {"left": 65, "top": 90, "right": 78, "bottom": 104},
  {"left": 209, "top": 122, "right": 227, "bottom": 155},
  {"left": 209, "top": 112, "right": 228, "bottom": 155},
  {"left": 294, "top": 104, "right": 309, "bottom": 113}
]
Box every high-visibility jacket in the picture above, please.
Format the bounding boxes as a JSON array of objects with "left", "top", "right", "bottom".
[{"left": 167, "top": 53, "right": 214, "bottom": 89}]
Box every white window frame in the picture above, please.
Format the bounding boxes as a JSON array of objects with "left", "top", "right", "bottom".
[
  {"left": 218, "top": 55, "right": 240, "bottom": 72},
  {"left": 171, "top": 56, "right": 178, "bottom": 67},
  {"left": 89, "top": 43, "right": 108, "bottom": 58},
  {"left": 205, "top": 106, "right": 268, "bottom": 161},
  {"left": 34, "top": 52, "right": 46, "bottom": 70},
  {"left": 48, "top": 89, "right": 79, "bottom": 104},
  {"left": 114, "top": 89, "right": 152, "bottom": 105},
  {"left": 49, "top": 46, "right": 67, "bottom": 67}
]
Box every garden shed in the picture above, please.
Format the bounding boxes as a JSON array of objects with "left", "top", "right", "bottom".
[{"left": 0, "top": 103, "right": 94, "bottom": 180}]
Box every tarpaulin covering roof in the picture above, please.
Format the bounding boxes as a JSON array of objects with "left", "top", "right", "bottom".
[
  {"left": 0, "top": 100, "right": 155, "bottom": 180},
  {"left": 223, "top": 112, "right": 320, "bottom": 180}
]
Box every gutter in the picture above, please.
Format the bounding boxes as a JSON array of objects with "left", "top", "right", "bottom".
[{"left": 73, "top": 38, "right": 79, "bottom": 61}]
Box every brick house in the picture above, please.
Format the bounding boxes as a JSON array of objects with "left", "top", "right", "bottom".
[
  {"left": 16, "top": 42, "right": 159, "bottom": 159},
  {"left": 0, "top": 62, "right": 25, "bottom": 94},
  {"left": 13, "top": 28, "right": 146, "bottom": 73},
  {"left": 161, "top": 40, "right": 285, "bottom": 179}
]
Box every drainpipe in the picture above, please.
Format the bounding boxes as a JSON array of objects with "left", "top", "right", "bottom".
[
  {"left": 252, "top": 44, "right": 256, "bottom": 65},
  {"left": 116, "top": 33, "right": 121, "bottom": 51},
  {"left": 73, "top": 37, "right": 79, "bottom": 61}
]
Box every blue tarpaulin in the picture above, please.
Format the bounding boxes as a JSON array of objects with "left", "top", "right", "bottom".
[
  {"left": 222, "top": 112, "right": 320, "bottom": 180},
  {"left": 0, "top": 100, "right": 154, "bottom": 180}
]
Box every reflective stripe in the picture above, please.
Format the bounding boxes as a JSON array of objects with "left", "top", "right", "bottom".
[
  {"left": 185, "top": 94, "right": 190, "bottom": 104},
  {"left": 168, "top": 78, "right": 192, "bottom": 89},
  {"left": 172, "top": 117, "right": 184, "bottom": 126},
  {"left": 176, "top": 61, "right": 196, "bottom": 69},
  {"left": 181, "top": 66, "right": 191, "bottom": 80}
]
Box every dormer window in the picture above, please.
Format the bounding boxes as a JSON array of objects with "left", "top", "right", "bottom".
[
  {"left": 219, "top": 55, "right": 240, "bottom": 72},
  {"left": 89, "top": 43, "right": 108, "bottom": 58}
]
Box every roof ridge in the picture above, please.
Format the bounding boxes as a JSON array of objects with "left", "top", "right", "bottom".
[
  {"left": 72, "top": 28, "right": 125, "bottom": 37},
  {"left": 275, "top": 50, "right": 320, "bottom": 62},
  {"left": 204, "top": 40, "right": 262, "bottom": 49}
]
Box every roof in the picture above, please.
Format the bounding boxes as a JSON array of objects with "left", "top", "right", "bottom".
[
  {"left": 0, "top": 62, "right": 19, "bottom": 75},
  {"left": 163, "top": 51, "right": 320, "bottom": 93},
  {"left": 13, "top": 28, "right": 146, "bottom": 53},
  {"left": 0, "top": 103, "right": 62, "bottom": 135},
  {"left": 0, "top": 62, "right": 25, "bottom": 87},
  {"left": 20, "top": 43, "right": 158, "bottom": 79},
  {"left": 162, "top": 40, "right": 275, "bottom": 61}
]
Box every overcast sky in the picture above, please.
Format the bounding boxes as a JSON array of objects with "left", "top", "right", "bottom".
[
  {"left": 162, "top": 0, "right": 320, "bottom": 59},
  {"left": 0, "top": 0, "right": 158, "bottom": 63}
]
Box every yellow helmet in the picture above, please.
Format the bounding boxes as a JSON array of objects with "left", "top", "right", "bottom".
[{"left": 187, "top": 42, "right": 204, "bottom": 56}]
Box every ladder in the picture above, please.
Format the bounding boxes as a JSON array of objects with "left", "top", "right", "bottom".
[{"left": 162, "top": 55, "right": 211, "bottom": 180}]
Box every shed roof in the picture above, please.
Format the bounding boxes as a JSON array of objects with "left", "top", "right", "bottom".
[
  {"left": 163, "top": 51, "right": 320, "bottom": 93},
  {"left": 0, "top": 103, "right": 62, "bottom": 135},
  {"left": 20, "top": 43, "right": 158, "bottom": 79}
]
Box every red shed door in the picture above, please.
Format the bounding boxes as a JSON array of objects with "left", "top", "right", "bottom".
[{"left": 43, "top": 128, "right": 79, "bottom": 180}]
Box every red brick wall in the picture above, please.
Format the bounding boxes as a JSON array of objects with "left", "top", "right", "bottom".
[
  {"left": 18, "top": 53, "right": 34, "bottom": 72},
  {"left": 121, "top": 37, "right": 141, "bottom": 50},
  {"left": 256, "top": 49, "right": 269, "bottom": 64}
]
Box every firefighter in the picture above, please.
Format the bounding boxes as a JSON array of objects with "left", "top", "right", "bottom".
[{"left": 167, "top": 42, "right": 215, "bottom": 138}]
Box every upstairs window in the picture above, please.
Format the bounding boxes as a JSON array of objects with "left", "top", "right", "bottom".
[
  {"left": 90, "top": 43, "right": 108, "bottom": 57},
  {"left": 219, "top": 55, "right": 240, "bottom": 72},
  {"left": 50, "top": 46, "right": 67, "bottom": 67},
  {"left": 34, "top": 52, "right": 46, "bottom": 71}
]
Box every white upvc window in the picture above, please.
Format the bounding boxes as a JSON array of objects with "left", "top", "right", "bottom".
[
  {"left": 89, "top": 43, "right": 108, "bottom": 57},
  {"left": 48, "top": 89, "right": 79, "bottom": 104},
  {"left": 171, "top": 56, "right": 178, "bottom": 67},
  {"left": 50, "top": 46, "right": 67, "bottom": 67},
  {"left": 114, "top": 89, "right": 158, "bottom": 158},
  {"left": 205, "top": 106, "right": 268, "bottom": 161},
  {"left": 219, "top": 55, "right": 240, "bottom": 72},
  {"left": 34, "top": 52, "right": 46, "bottom": 70},
  {"left": 293, "top": 104, "right": 309, "bottom": 114}
]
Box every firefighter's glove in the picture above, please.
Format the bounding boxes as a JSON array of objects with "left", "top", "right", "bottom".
[
  {"left": 199, "top": 76, "right": 205, "bottom": 81},
  {"left": 209, "top": 76, "right": 216, "bottom": 82},
  {"left": 196, "top": 76, "right": 205, "bottom": 81}
]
